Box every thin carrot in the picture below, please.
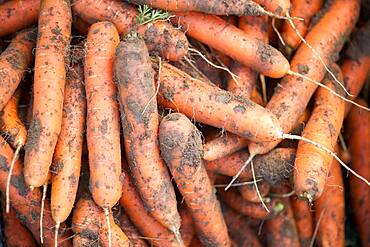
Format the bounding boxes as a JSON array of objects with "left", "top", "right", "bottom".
[
  {"left": 345, "top": 99, "right": 370, "bottom": 247},
  {"left": 178, "top": 204, "right": 195, "bottom": 247},
  {"left": 72, "top": 0, "right": 188, "bottom": 61},
  {"left": 294, "top": 66, "right": 345, "bottom": 201},
  {"left": 159, "top": 113, "right": 230, "bottom": 247},
  {"left": 0, "top": 0, "right": 40, "bottom": 37},
  {"left": 203, "top": 133, "right": 248, "bottom": 161},
  {"left": 291, "top": 196, "right": 314, "bottom": 247},
  {"left": 24, "top": 0, "right": 72, "bottom": 187},
  {"left": 238, "top": 180, "right": 270, "bottom": 203},
  {"left": 173, "top": 12, "right": 290, "bottom": 78},
  {"left": 0, "top": 28, "right": 36, "bottom": 111},
  {"left": 118, "top": 211, "right": 149, "bottom": 247}
]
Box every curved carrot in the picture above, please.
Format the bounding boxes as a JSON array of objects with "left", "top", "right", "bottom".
[
  {"left": 114, "top": 35, "right": 181, "bottom": 238},
  {"left": 294, "top": 67, "right": 345, "bottom": 201},
  {"left": 238, "top": 180, "right": 270, "bottom": 203},
  {"left": 0, "top": 0, "right": 40, "bottom": 37},
  {"left": 24, "top": 0, "right": 72, "bottom": 187},
  {"left": 291, "top": 196, "right": 314, "bottom": 247},
  {"left": 118, "top": 212, "right": 149, "bottom": 247},
  {"left": 249, "top": 0, "right": 360, "bottom": 156},
  {"left": 51, "top": 49, "right": 86, "bottom": 228},
  {"left": 346, "top": 99, "right": 370, "bottom": 247},
  {"left": 0, "top": 28, "right": 36, "bottom": 111},
  {"left": 85, "top": 22, "right": 122, "bottom": 210},
  {"left": 173, "top": 12, "right": 290, "bottom": 78},
  {"left": 72, "top": 0, "right": 188, "bottom": 61},
  {"left": 314, "top": 155, "right": 345, "bottom": 247},
  {"left": 156, "top": 62, "right": 283, "bottom": 143},
  {"left": 159, "top": 113, "right": 230, "bottom": 247}
]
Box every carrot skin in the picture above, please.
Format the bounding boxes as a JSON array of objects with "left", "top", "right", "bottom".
[
  {"left": 203, "top": 133, "right": 248, "bottom": 161},
  {"left": 24, "top": 0, "right": 72, "bottom": 187},
  {"left": 238, "top": 180, "right": 270, "bottom": 203},
  {"left": 253, "top": 0, "right": 290, "bottom": 15},
  {"left": 159, "top": 113, "right": 230, "bottom": 247},
  {"left": 0, "top": 0, "right": 40, "bottom": 37},
  {"left": 85, "top": 21, "right": 122, "bottom": 208},
  {"left": 118, "top": 211, "right": 149, "bottom": 247},
  {"left": 291, "top": 196, "right": 314, "bottom": 247}
]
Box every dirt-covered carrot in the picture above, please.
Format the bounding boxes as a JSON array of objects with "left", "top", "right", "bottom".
[
  {"left": 0, "top": 136, "right": 71, "bottom": 246},
  {"left": 238, "top": 180, "right": 270, "bottom": 203},
  {"left": 221, "top": 204, "right": 262, "bottom": 247},
  {"left": 51, "top": 47, "right": 86, "bottom": 239},
  {"left": 159, "top": 113, "right": 230, "bottom": 247},
  {"left": 2, "top": 204, "right": 37, "bottom": 247},
  {"left": 291, "top": 196, "right": 314, "bottom": 247},
  {"left": 118, "top": 211, "right": 149, "bottom": 247},
  {"left": 119, "top": 165, "right": 182, "bottom": 247},
  {"left": 206, "top": 148, "right": 296, "bottom": 185},
  {"left": 314, "top": 155, "right": 345, "bottom": 247},
  {"left": 72, "top": 0, "right": 188, "bottom": 61},
  {"left": 294, "top": 67, "right": 345, "bottom": 201},
  {"left": 24, "top": 0, "right": 72, "bottom": 187},
  {"left": 156, "top": 62, "right": 283, "bottom": 143},
  {"left": 0, "top": 28, "right": 36, "bottom": 111},
  {"left": 249, "top": 0, "right": 360, "bottom": 156},
  {"left": 114, "top": 35, "right": 181, "bottom": 240},
  {"left": 346, "top": 99, "right": 370, "bottom": 247},
  {"left": 173, "top": 12, "right": 289, "bottom": 78},
  {"left": 253, "top": 0, "right": 290, "bottom": 15},
  {"left": 0, "top": 0, "right": 40, "bottom": 37},
  {"left": 179, "top": 205, "right": 195, "bottom": 247},
  {"left": 281, "top": 0, "right": 324, "bottom": 50}
]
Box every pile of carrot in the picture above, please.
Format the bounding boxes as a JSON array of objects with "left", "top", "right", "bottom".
[{"left": 0, "top": 0, "right": 369, "bottom": 246}]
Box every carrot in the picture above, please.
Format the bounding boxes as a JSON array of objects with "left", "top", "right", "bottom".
[
  {"left": 345, "top": 99, "right": 370, "bottom": 247},
  {"left": 118, "top": 211, "right": 149, "bottom": 247},
  {"left": 248, "top": 0, "right": 360, "bottom": 157},
  {"left": 314, "top": 153, "right": 345, "bottom": 247},
  {"left": 156, "top": 62, "right": 283, "bottom": 143},
  {"left": 114, "top": 35, "right": 181, "bottom": 240},
  {"left": 294, "top": 66, "right": 345, "bottom": 201},
  {"left": 99, "top": 217, "right": 131, "bottom": 247},
  {"left": 51, "top": 46, "right": 86, "bottom": 240},
  {"left": 159, "top": 113, "right": 230, "bottom": 247},
  {"left": 0, "top": 28, "right": 36, "bottom": 111},
  {"left": 84, "top": 21, "right": 122, "bottom": 247},
  {"left": 221, "top": 204, "right": 262, "bottom": 247},
  {"left": 206, "top": 148, "right": 296, "bottom": 185},
  {"left": 264, "top": 186, "right": 300, "bottom": 247},
  {"left": 291, "top": 196, "right": 314, "bottom": 247},
  {"left": 281, "top": 0, "right": 324, "bottom": 50},
  {"left": 119, "top": 165, "right": 182, "bottom": 247},
  {"left": 0, "top": 0, "right": 40, "bottom": 37},
  {"left": 0, "top": 136, "right": 71, "bottom": 246},
  {"left": 2, "top": 202, "right": 37, "bottom": 247},
  {"left": 238, "top": 180, "right": 270, "bottom": 203},
  {"left": 24, "top": 0, "right": 72, "bottom": 188},
  {"left": 72, "top": 0, "right": 188, "bottom": 61},
  {"left": 179, "top": 205, "right": 195, "bottom": 247},
  {"left": 253, "top": 0, "right": 290, "bottom": 15},
  {"left": 173, "top": 12, "right": 290, "bottom": 78},
  {"left": 73, "top": 235, "right": 93, "bottom": 247}
]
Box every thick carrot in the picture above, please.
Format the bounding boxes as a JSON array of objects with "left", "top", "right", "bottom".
[
  {"left": 314, "top": 155, "right": 345, "bottom": 247},
  {"left": 156, "top": 62, "right": 283, "bottom": 143},
  {"left": 294, "top": 67, "right": 345, "bottom": 201},
  {"left": 0, "top": 0, "right": 40, "bottom": 37},
  {"left": 118, "top": 211, "right": 149, "bottom": 247},
  {"left": 239, "top": 15, "right": 269, "bottom": 43},
  {"left": 114, "top": 35, "right": 181, "bottom": 237},
  {"left": 281, "top": 0, "right": 324, "bottom": 50},
  {"left": 249, "top": 0, "right": 360, "bottom": 156},
  {"left": 221, "top": 205, "right": 262, "bottom": 247},
  {"left": 291, "top": 196, "right": 314, "bottom": 247},
  {"left": 159, "top": 113, "right": 230, "bottom": 247},
  {"left": 2, "top": 203, "right": 37, "bottom": 247},
  {"left": 345, "top": 99, "right": 370, "bottom": 247},
  {"left": 99, "top": 217, "right": 131, "bottom": 247},
  {"left": 206, "top": 148, "right": 296, "bottom": 185},
  {"left": 24, "top": 0, "right": 72, "bottom": 187},
  {"left": 72, "top": 0, "right": 188, "bottom": 61},
  {"left": 85, "top": 22, "right": 122, "bottom": 211},
  {"left": 0, "top": 28, "right": 36, "bottom": 111},
  {"left": 0, "top": 136, "right": 71, "bottom": 246},
  {"left": 238, "top": 180, "right": 270, "bottom": 203},
  {"left": 119, "top": 165, "right": 182, "bottom": 247},
  {"left": 51, "top": 48, "right": 86, "bottom": 228},
  {"left": 173, "top": 12, "right": 290, "bottom": 78}
]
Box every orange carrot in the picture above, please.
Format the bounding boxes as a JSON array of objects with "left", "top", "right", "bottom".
[
  {"left": 118, "top": 211, "right": 149, "bottom": 247},
  {"left": 72, "top": 0, "right": 188, "bottom": 61},
  {"left": 294, "top": 67, "right": 345, "bottom": 201},
  {"left": 24, "top": 0, "right": 72, "bottom": 187},
  {"left": 345, "top": 99, "right": 370, "bottom": 247},
  {"left": 314, "top": 154, "right": 345, "bottom": 247},
  {"left": 238, "top": 180, "right": 270, "bottom": 203},
  {"left": 173, "top": 12, "right": 290, "bottom": 78},
  {"left": 114, "top": 35, "right": 181, "bottom": 239},
  {"left": 0, "top": 28, "right": 36, "bottom": 111},
  {"left": 159, "top": 113, "right": 230, "bottom": 247},
  {"left": 291, "top": 196, "right": 314, "bottom": 247},
  {"left": 203, "top": 133, "right": 248, "bottom": 161},
  {"left": 253, "top": 0, "right": 290, "bottom": 15},
  {"left": 0, "top": 0, "right": 40, "bottom": 37},
  {"left": 179, "top": 205, "right": 195, "bottom": 247}
]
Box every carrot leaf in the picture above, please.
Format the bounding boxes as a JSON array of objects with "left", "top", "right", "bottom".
[{"left": 136, "top": 5, "right": 169, "bottom": 25}]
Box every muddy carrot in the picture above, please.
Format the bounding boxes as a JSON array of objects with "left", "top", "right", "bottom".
[
  {"left": 118, "top": 211, "right": 149, "bottom": 247},
  {"left": 238, "top": 180, "right": 270, "bottom": 203},
  {"left": 291, "top": 196, "right": 314, "bottom": 247}
]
